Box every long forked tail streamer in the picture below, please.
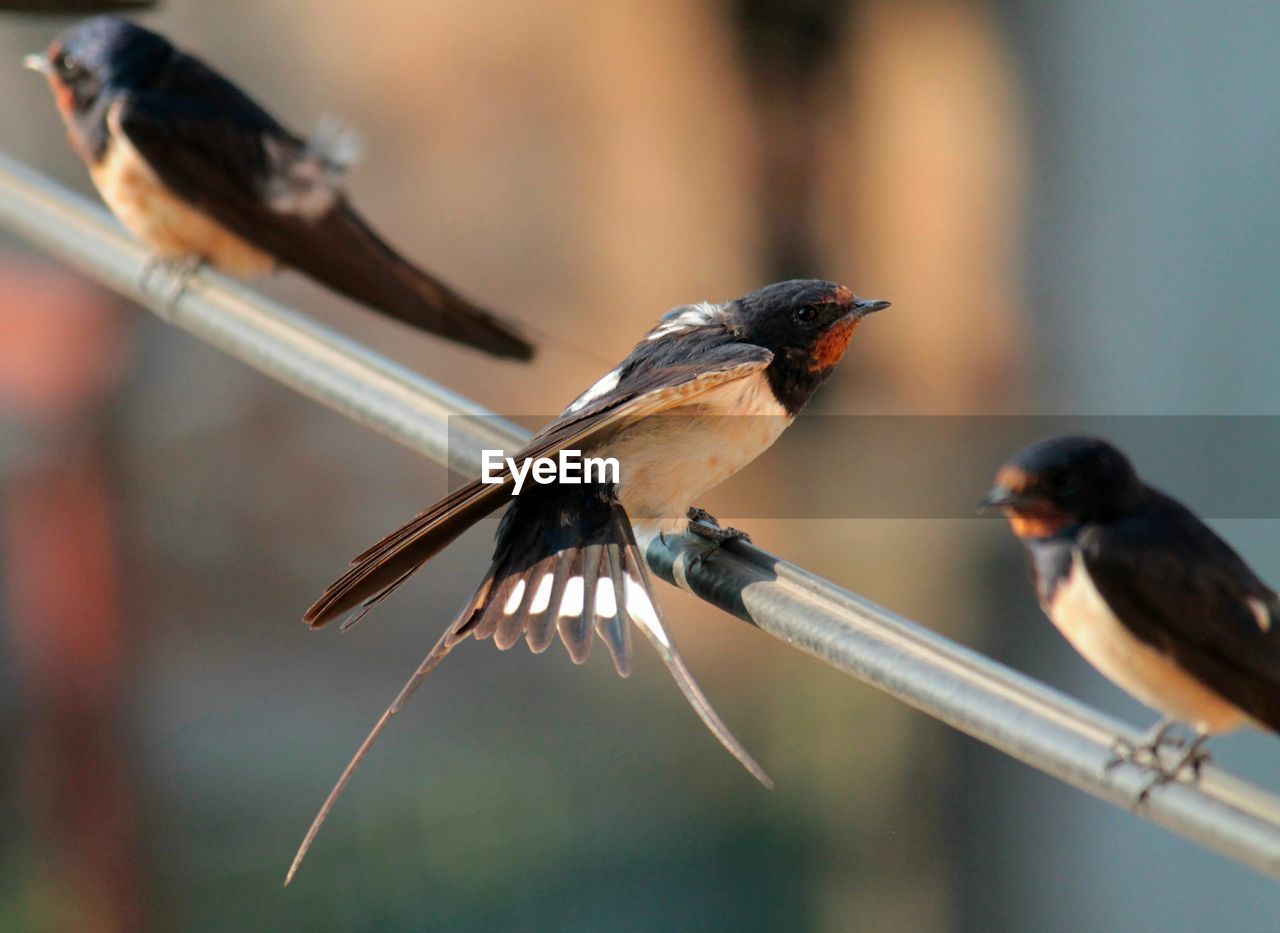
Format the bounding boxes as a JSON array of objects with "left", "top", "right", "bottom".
[
  {"left": 283, "top": 621, "right": 461, "bottom": 886},
  {"left": 616, "top": 532, "right": 774, "bottom": 789}
]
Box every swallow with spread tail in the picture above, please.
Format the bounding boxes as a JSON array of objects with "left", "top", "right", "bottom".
[{"left": 287, "top": 279, "right": 889, "bottom": 881}]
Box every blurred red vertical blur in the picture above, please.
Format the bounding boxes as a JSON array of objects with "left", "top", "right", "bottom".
[{"left": 0, "top": 265, "right": 142, "bottom": 932}]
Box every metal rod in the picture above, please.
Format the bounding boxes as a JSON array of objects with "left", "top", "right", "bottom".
[{"left": 2, "top": 149, "right": 1278, "bottom": 880}]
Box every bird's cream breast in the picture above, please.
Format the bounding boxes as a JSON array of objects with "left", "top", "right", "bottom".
[
  {"left": 607, "top": 370, "right": 791, "bottom": 526},
  {"left": 90, "top": 101, "right": 274, "bottom": 278},
  {"left": 1048, "top": 552, "right": 1248, "bottom": 733}
]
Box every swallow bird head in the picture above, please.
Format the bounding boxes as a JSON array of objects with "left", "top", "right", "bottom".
[
  {"left": 728, "top": 278, "right": 889, "bottom": 416},
  {"left": 27, "top": 16, "right": 171, "bottom": 117},
  {"left": 982, "top": 435, "right": 1147, "bottom": 536}
]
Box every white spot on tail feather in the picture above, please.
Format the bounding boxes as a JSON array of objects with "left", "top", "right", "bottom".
[
  {"left": 559, "top": 577, "right": 585, "bottom": 617},
  {"left": 595, "top": 583, "right": 617, "bottom": 618},
  {"left": 503, "top": 579, "right": 526, "bottom": 615},
  {"left": 624, "top": 573, "right": 668, "bottom": 647},
  {"left": 529, "top": 573, "right": 555, "bottom": 614}
]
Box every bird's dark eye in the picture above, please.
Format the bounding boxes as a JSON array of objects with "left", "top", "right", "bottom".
[
  {"left": 794, "top": 305, "right": 818, "bottom": 325},
  {"left": 56, "top": 52, "right": 82, "bottom": 77}
]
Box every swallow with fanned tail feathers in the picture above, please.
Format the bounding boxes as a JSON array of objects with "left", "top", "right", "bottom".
[
  {"left": 285, "top": 279, "right": 889, "bottom": 882},
  {"left": 25, "top": 16, "right": 533, "bottom": 360},
  {"left": 982, "top": 436, "right": 1280, "bottom": 798}
]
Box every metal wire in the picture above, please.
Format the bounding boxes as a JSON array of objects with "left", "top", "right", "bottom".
[{"left": 2, "top": 149, "right": 1279, "bottom": 880}]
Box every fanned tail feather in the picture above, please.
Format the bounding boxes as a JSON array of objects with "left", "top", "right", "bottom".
[
  {"left": 287, "top": 483, "right": 769, "bottom": 885},
  {"left": 465, "top": 491, "right": 768, "bottom": 779}
]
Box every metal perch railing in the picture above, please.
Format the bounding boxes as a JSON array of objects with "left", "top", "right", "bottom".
[{"left": 2, "top": 150, "right": 1278, "bottom": 880}]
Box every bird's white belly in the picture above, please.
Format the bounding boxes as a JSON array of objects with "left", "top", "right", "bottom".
[
  {"left": 605, "top": 371, "right": 791, "bottom": 528},
  {"left": 1049, "top": 553, "right": 1247, "bottom": 733}
]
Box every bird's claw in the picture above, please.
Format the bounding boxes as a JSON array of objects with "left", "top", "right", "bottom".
[
  {"left": 1135, "top": 740, "right": 1211, "bottom": 803},
  {"left": 1106, "top": 723, "right": 1210, "bottom": 804},
  {"left": 686, "top": 507, "right": 750, "bottom": 568},
  {"left": 1105, "top": 719, "right": 1183, "bottom": 773},
  {"left": 687, "top": 507, "right": 719, "bottom": 528}
]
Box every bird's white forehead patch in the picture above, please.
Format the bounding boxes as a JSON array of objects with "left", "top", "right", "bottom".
[
  {"left": 566, "top": 367, "right": 622, "bottom": 413},
  {"left": 646, "top": 301, "right": 722, "bottom": 341}
]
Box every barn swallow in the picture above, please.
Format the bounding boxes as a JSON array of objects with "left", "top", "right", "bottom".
[
  {"left": 24, "top": 16, "right": 533, "bottom": 360},
  {"left": 982, "top": 436, "right": 1280, "bottom": 797},
  {"left": 284, "top": 279, "right": 889, "bottom": 881}
]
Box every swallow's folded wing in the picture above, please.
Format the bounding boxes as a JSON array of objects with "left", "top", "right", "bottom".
[
  {"left": 304, "top": 345, "right": 773, "bottom": 627},
  {"left": 1080, "top": 497, "right": 1280, "bottom": 729}
]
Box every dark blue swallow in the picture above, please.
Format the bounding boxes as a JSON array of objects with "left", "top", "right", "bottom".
[
  {"left": 983, "top": 436, "right": 1280, "bottom": 794},
  {"left": 26, "top": 16, "right": 533, "bottom": 360}
]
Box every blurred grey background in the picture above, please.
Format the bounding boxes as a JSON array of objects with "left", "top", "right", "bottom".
[{"left": 0, "top": 1, "right": 1278, "bottom": 930}]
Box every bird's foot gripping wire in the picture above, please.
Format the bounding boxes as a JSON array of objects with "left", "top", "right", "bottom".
[
  {"left": 1107, "top": 718, "right": 1183, "bottom": 770},
  {"left": 139, "top": 254, "right": 203, "bottom": 317},
  {"left": 1106, "top": 720, "right": 1211, "bottom": 802},
  {"left": 1132, "top": 733, "right": 1211, "bottom": 803},
  {"left": 685, "top": 507, "right": 751, "bottom": 569}
]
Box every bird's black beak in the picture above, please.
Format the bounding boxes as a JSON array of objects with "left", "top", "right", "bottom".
[
  {"left": 24, "top": 54, "right": 52, "bottom": 76},
  {"left": 977, "top": 486, "right": 1035, "bottom": 511},
  {"left": 853, "top": 298, "right": 891, "bottom": 318}
]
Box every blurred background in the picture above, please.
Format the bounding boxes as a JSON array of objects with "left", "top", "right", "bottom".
[{"left": 1, "top": 1, "right": 1279, "bottom": 929}]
